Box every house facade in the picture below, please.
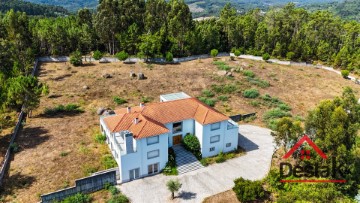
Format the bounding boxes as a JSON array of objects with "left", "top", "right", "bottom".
[{"left": 100, "top": 92, "right": 239, "bottom": 182}]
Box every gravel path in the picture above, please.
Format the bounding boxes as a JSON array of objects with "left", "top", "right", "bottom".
[{"left": 118, "top": 125, "right": 275, "bottom": 203}]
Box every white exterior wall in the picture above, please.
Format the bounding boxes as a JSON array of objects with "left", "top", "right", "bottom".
[
  {"left": 166, "top": 119, "right": 194, "bottom": 146},
  {"left": 117, "top": 133, "right": 169, "bottom": 183}
]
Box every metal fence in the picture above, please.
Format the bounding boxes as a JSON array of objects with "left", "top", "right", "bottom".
[
  {"left": 0, "top": 59, "right": 39, "bottom": 188},
  {"left": 40, "top": 169, "right": 118, "bottom": 203}
]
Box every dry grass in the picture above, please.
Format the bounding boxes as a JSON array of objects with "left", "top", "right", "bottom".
[
  {"left": 1, "top": 57, "right": 360, "bottom": 202},
  {"left": 203, "top": 190, "right": 239, "bottom": 203}
]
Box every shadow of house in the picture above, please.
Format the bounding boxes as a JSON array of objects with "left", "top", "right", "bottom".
[
  {"left": 238, "top": 133, "right": 259, "bottom": 152},
  {"left": 178, "top": 191, "right": 197, "bottom": 200}
]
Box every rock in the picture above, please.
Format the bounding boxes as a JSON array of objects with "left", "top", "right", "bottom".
[
  {"left": 241, "top": 62, "right": 249, "bottom": 68},
  {"left": 102, "top": 73, "right": 112, "bottom": 78},
  {"left": 97, "top": 107, "right": 105, "bottom": 115},
  {"left": 138, "top": 72, "right": 145, "bottom": 80},
  {"left": 230, "top": 68, "right": 235, "bottom": 72},
  {"left": 130, "top": 71, "right": 136, "bottom": 78},
  {"left": 226, "top": 72, "right": 233, "bottom": 77},
  {"left": 99, "top": 58, "right": 109, "bottom": 63},
  {"left": 83, "top": 85, "right": 89, "bottom": 90},
  {"left": 216, "top": 70, "right": 227, "bottom": 76}
]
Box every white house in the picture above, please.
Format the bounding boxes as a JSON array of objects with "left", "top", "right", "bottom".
[{"left": 100, "top": 92, "right": 239, "bottom": 182}]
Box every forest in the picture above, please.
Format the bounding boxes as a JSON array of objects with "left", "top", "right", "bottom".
[
  {"left": 0, "top": 0, "right": 360, "bottom": 116},
  {"left": 0, "top": 0, "right": 69, "bottom": 17}
]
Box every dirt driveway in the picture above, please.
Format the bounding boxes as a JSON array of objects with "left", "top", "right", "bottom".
[{"left": 118, "top": 124, "right": 275, "bottom": 203}]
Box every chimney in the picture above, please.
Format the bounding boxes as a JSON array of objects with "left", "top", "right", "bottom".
[
  {"left": 140, "top": 103, "right": 145, "bottom": 108},
  {"left": 125, "top": 133, "right": 134, "bottom": 154},
  {"left": 133, "top": 118, "right": 139, "bottom": 124},
  {"left": 127, "top": 107, "right": 131, "bottom": 113}
]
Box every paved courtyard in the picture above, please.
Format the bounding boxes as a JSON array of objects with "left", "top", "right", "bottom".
[{"left": 118, "top": 125, "right": 275, "bottom": 203}]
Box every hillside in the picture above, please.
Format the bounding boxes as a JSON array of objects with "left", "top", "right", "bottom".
[
  {"left": 24, "top": 0, "right": 341, "bottom": 17},
  {"left": 0, "top": 0, "right": 68, "bottom": 17},
  {"left": 2, "top": 57, "right": 360, "bottom": 202},
  {"left": 304, "top": 0, "right": 360, "bottom": 21}
]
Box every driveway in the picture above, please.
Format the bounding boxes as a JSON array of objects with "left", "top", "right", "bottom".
[{"left": 118, "top": 125, "right": 275, "bottom": 203}]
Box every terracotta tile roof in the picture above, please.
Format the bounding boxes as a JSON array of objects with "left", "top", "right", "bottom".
[{"left": 102, "top": 98, "right": 229, "bottom": 139}]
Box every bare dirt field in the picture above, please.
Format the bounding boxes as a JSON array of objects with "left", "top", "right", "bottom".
[
  {"left": 203, "top": 190, "right": 239, "bottom": 203},
  {"left": 1, "top": 57, "right": 360, "bottom": 202}
]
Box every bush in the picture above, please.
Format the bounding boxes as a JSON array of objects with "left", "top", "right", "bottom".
[
  {"left": 93, "top": 50, "right": 103, "bottom": 60},
  {"left": 10, "top": 143, "right": 19, "bottom": 153},
  {"left": 341, "top": 70, "right": 349, "bottom": 78},
  {"left": 286, "top": 52, "right": 295, "bottom": 60},
  {"left": 243, "top": 70, "right": 255, "bottom": 78},
  {"left": 70, "top": 50, "right": 82, "bottom": 66},
  {"left": 182, "top": 134, "right": 201, "bottom": 159},
  {"left": 44, "top": 104, "right": 83, "bottom": 116},
  {"left": 115, "top": 51, "right": 129, "bottom": 61},
  {"left": 113, "top": 96, "right": 127, "bottom": 105},
  {"left": 233, "top": 177, "right": 265, "bottom": 202},
  {"left": 278, "top": 103, "right": 292, "bottom": 111},
  {"left": 202, "top": 89, "right": 215, "bottom": 98},
  {"left": 140, "top": 96, "right": 152, "bottom": 103},
  {"left": 199, "top": 97, "right": 216, "bottom": 107},
  {"left": 165, "top": 52, "right": 173, "bottom": 62},
  {"left": 247, "top": 77, "right": 270, "bottom": 88},
  {"left": 263, "top": 108, "right": 292, "bottom": 121},
  {"left": 234, "top": 50, "right": 241, "bottom": 57},
  {"left": 95, "top": 133, "right": 106, "bottom": 144},
  {"left": 262, "top": 53, "right": 270, "bottom": 61},
  {"left": 215, "top": 152, "right": 226, "bottom": 163},
  {"left": 200, "top": 158, "right": 209, "bottom": 166},
  {"left": 60, "top": 193, "right": 91, "bottom": 203},
  {"left": 107, "top": 194, "right": 129, "bottom": 203},
  {"left": 210, "top": 49, "right": 218, "bottom": 58},
  {"left": 217, "top": 95, "right": 228, "bottom": 101},
  {"left": 243, "top": 89, "right": 260, "bottom": 98},
  {"left": 101, "top": 154, "right": 117, "bottom": 169}
]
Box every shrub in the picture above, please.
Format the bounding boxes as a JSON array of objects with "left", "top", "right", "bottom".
[
  {"left": 217, "top": 95, "right": 228, "bottom": 101},
  {"left": 341, "top": 70, "right": 349, "bottom": 78},
  {"left": 107, "top": 194, "right": 129, "bottom": 203},
  {"left": 93, "top": 50, "right": 103, "bottom": 60},
  {"left": 210, "top": 49, "right": 219, "bottom": 58},
  {"left": 10, "top": 143, "right": 19, "bottom": 153},
  {"left": 165, "top": 52, "right": 173, "bottom": 62},
  {"left": 200, "top": 158, "right": 209, "bottom": 166},
  {"left": 262, "top": 53, "right": 270, "bottom": 61},
  {"left": 70, "top": 50, "right": 82, "bottom": 66},
  {"left": 247, "top": 77, "right": 270, "bottom": 88},
  {"left": 44, "top": 104, "right": 83, "bottom": 116},
  {"left": 182, "top": 134, "right": 201, "bottom": 159},
  {"left": 233, "top": 177, "right": 265, "bottom": 202},
  {"left": 215, "top": 152, "right": 226, "bottom": 163},
  {"left": 115, "top": 51, "right": 129, "bottom": 61},
  {"left": 243, "top": 89, "right": 260, "bottom": 98},
  {"left": 199, "top": 97, "right": 216, "bottom": 107},
  {"left": 278, "top": 103, "right": 292, "bottom": 111},
  {"left": 167, "top": 147, "right": 176, "bottom": 168},
  {"left": 263, "top": 108, "right": 292, "bottom": 121},
  {"left": 101, "top": 154, "right": 117, "bottom": 169},
  {"left": 249, "top": 101, "right": 260, "bottom": 107},
  {"left": 230, "top": 56, "right": 235, "bottom": 61},
  {"left": 60, "top": 151, "right": 69, "bottom": 157},
  {"left": 60, "top": 193, "right": 91, "bottom": 203},
  {"left": 234, "top": 50, "right": 241, "bottom": 57},
  {"left": 141, "top": 96, "right": 152, "bottom": 103},
  {"left": 243, "top": 70, "right": 255, "bottom": 78},
  {"left": 202, "top": 89, "right": 215, "bottom": 98},
  {"left": 113, "top": 96, "right": 127, "bottom": 105},
  {"left": 286, "top": 52, "right": 295, "bottom": 60},
  {"left": 95, "top": 133, "right": 106, "bottom": 144}
]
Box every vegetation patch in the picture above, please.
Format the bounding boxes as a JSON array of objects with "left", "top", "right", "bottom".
[
  {"left": 163, "top": 147, "right": 178, "bottom": 175},
  {"left": 182, "top": 134, "right": 201, "bottom": 160},
  {"left": 113, "top": 96, "right": 127, "bottom": 105},
  {"left": 58, "top": 193, "right": 91, "bottom": 203},
  {"left": 232, "top": 177, "right": 265, "bottom": 202},
  {"left": 247, "top": 77, "right": 270, "bottom": 88},
  {"left": 101, "top": 154, "right": 117, "bottom": 169},
  {"left": 200, "top": 147, "right": 245, "bottom": 166},
  {"left": 243, "top": 89, "right": 260, "bottom": 98},
  {"left": 44, "top": 104, "right": 84, "bottom": 116},
  {"left": 243, "top": 70, "right": 255, "bottom": 78}
]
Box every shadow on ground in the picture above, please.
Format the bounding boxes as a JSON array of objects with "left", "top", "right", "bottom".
[
  {"left": 0, "top": 172, "right": 36, "bottom": 196},
  {"left": 178, "top": 191, "right": 197, "bottom": 200},
  {"left": 238, "top": 133, "right": 259, "bottom": 152},
  {"left": 17, "top": 127, "right": 50, "bottom": 150}
]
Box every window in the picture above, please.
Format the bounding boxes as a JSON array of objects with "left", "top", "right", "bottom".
[
  {"left": 210, "top": 147, "right": 215, "bottom": 152},
  {"left": 226, "top": 143, "right": 231, "bottom": 147},
  {"left": 147, "top": 136, "right": 159, "bottom": 145},
  {"left": 148, "top": 163, "right": 159, "bottom": 175},
  {"left": 147, "top": 150, "right": 159, "bottom": 159},
  {"left": 173, "top": 122, "right": 182, "bottom": 133},
  {"left": 129, "top": 168, "right": 140, "bottom": 180},
  {"left": 211, "top": 122, "right": 221, "bottom": 131},
  {"left": 210, "top": 135, "right": 220, "bottom": 143}
]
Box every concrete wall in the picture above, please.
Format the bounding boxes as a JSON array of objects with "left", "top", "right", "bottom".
[{"left": 40, "top": 170, "right": 117, "bottom": 203}]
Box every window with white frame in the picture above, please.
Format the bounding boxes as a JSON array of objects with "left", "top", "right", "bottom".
[
  {"left": 210, "top": 135, "right": 220, "bottom": 143},
  {"left": 226, "top": 143, "right": 231, "bottom": 147},
  {"left": 147, "top": 149, "right": 160, "bottom": 159},
  {"left": 210, "top": 147, "right": 215, "bottom": 152},
  {"left": 173, "top": 122, "right": 182, "bottom": 133},
  {"left": 147, "top": 136, "right": 159, "bottom": 145},
  {"left": 148, "top": 163, "right": 159, "bottom": 175},
  {"left": 211, "top": 122, "right": 221, "bottom": 131}
]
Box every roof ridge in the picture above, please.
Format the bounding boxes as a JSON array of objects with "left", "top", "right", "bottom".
[
  {"left": 113, "top": 114, "right": 127, "bottom": 132},
  {"left": 202, "top": 109, "right": 209, "bottom": 124}
]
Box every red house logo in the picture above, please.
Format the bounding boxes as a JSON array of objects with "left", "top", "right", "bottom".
[{"left": 279, "top": 134, "right": 346, "bottom": 183}]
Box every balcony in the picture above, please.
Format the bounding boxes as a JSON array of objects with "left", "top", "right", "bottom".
[{"left": 227, "top": 119, "right": 238, "bottom": 130}]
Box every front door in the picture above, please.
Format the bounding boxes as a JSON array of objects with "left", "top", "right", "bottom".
[
  {"left": 173, "top": 135, "right": 182, "bottom": 145},
  {"left": 129, "top": 168, "right": 140, "bottom": 181}
]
